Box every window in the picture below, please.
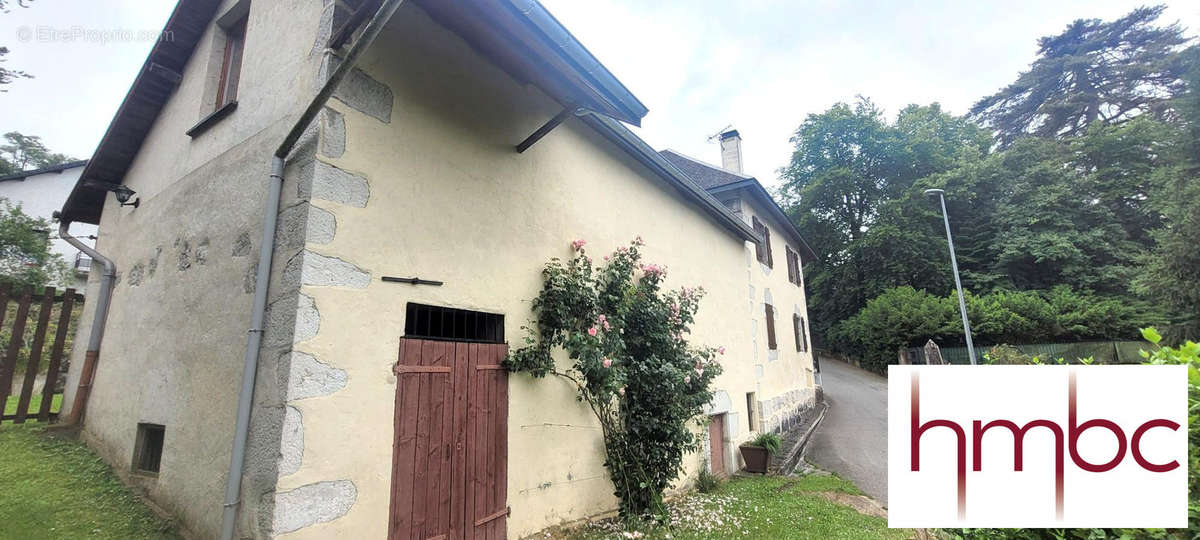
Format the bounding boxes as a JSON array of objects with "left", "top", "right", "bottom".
[
  {"left": 215, "top": 14, "right": 247, "bottom": 110},
  {"left": 751, "top": 216, "right": 773, "bottom": 268},
  {"left": 132, "top": 423, "right": 165, "bottom": 475},
  {"left": 793, "top": 314, "right": 808, "bottom": 353},
  {"left": 404, "top": 303, "right": 504, "bottom": 343},
  {"left": 746, "top": 392, "right": 760, "bottom": 431},
  {"left": 764, "top": 303, "right": 777, "bottom": 350},
  {"left": 785, "top": 246, "right": 802, "bottom": 286}
]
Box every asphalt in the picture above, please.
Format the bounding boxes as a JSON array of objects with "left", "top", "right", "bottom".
[{"left": 806, "top": 358, "right": 890, "bottom": 506}]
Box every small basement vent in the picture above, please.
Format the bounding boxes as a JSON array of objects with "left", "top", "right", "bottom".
[
  {"left": 132, "top": 423, "right": 165, "bottom": 475},
  {"left": 404, "top": 303, "right": 504, "bottom": 343}
]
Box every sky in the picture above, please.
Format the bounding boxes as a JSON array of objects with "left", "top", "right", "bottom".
[{"left": 2, "top": 1, "right": 1198, "bottom": 189}]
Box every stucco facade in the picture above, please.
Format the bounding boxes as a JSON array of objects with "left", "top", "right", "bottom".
[
  {"left": 60, "top": 0, "right": 334, "bottom": 537},
  {"left": 61, "top": 1, "right": 816, "bottom": 538}
]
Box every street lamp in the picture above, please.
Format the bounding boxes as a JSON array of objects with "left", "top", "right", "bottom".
[{"left": 924, "top": 189, "right": 977, "bottom": 365}]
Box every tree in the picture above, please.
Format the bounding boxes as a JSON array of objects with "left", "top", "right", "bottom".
[
  {"left": 0, "top": 197, "right": 69, "bottom": 290},
  {"left": 0, "top": 1, "right": 35, "bottom": 92},
  {"left": 0, "top": 131, "right": 74, "bottom": 172},
  {"left": 1134, "top": 46, "right": 1200, "bottom": 339},
  {"left": 781, "top": 100, "right": 990, "bottom": 343},
  {"left": 505, "top": 238, "right": 723, "bottom": 519},
  {"left": 970, "top": 5, "right": 1192, "bottom": 146}
]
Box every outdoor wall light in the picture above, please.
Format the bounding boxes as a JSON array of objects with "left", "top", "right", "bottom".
[{"left": 112, "top": 185, "right": 140, "bottom": 208}]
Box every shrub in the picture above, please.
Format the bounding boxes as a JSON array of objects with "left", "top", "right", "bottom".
[
  {"left": 747, "top": 432, "right": 782, "bottom": 455},
  {"left": 982, "top": 344, "right": 1034, "bottom": 365},
  {"left": 945, "top": 327, "right": 1199, "bottom": 538},
  {"left": 504, "top": 238, "right": 724, "bottom": 520},
  {"left": 695, "top": 464, "right": 721, "bottom": 494},
  {"left": 830, "top": 286, "right": 1156, "bottom": 373}
]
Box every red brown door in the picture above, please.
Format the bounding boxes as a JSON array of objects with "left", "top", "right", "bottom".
[
  {"left": 709, "top": 414, "right": 726, "bottom": 477},
  {"left": 390, "top": 338, "right": 508, "bottom": 540}
]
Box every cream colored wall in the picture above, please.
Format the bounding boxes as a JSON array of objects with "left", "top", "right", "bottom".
[
  {"left": 734, "top": 193, "right": 817, "bottom": 431},
  {"left": 267, "top": 4, "right": 815, "bottom": 539},
  {"left": 59, "top": 0, "right": 330, "bottom": 537}
]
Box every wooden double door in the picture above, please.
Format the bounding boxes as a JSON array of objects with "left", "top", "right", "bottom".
[{"left": 389, "top": 338, "right": 509, "bottom": 540}]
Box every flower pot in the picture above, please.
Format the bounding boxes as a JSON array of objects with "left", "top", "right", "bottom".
[{"left": 739, "top": 444, "right": 770, "bottom": 474}]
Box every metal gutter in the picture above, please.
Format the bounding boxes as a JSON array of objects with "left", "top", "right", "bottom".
[
  {"left": 55, "top": 219, "right": 116, "bottom": 426},
  {"left": 576, "top": 112, "right": 760, "bottom": 243},
  {"left": 219, "top": 1, "right": 407, "bottom": 538}
]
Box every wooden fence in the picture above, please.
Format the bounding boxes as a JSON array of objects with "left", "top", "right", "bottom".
[{"left": 0, "top": 284, "right": 83, "bottom": 424}]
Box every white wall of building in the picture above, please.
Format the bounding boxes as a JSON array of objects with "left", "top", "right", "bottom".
[{"left": 0, "top": 163, "right": 97, "bottom": 289}]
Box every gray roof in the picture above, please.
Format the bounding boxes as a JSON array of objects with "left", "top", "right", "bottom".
[
  {"left": 0, "top": 160, "right": 88, "bottom": 183},
  {"left": 658, "top": 149, "right": 750, "bottom": 190},
  {"left": 657, "top": 149, "right": 817, "bottom": 263}
]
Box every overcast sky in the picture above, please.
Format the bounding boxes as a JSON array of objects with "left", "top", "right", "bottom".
[{"left": 2, "top": 1, "right": 1198, "bottom": 188}]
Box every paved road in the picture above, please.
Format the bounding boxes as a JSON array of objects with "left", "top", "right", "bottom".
[{"left": 807, "top": 358, "right": 890, "bottom": 506}]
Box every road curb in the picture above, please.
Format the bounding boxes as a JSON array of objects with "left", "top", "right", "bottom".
[{"left": 777, "top": 399, "right": 829, "bottom": 475}]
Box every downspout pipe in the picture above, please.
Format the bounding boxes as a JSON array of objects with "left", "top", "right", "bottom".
[
  {"left": 56, "top": 218, "right": 116, "bottom": 426},
  {"left": 219, "top": 1, "right": 406, "bottom": 538}
]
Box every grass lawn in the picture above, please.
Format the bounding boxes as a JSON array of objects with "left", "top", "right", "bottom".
[
  {"left": 568, "top": 473, "right": 910, "bottom": 539},
  {"left": 0, "top": 424, "right": 179, "bottom": 539},
  {"left": 3, "top": 393, "right": 62, "bottom": 416}
]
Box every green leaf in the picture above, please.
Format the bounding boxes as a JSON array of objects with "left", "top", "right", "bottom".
[{"left": 1140, "top": 327, "right": 1162, "bottom": 345}]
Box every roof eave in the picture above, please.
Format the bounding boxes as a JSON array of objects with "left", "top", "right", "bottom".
[
  {"left": 707, "top": 180, "right": 818, "bottom": 264},
  {"left": 0, "top": 160, "right": 88, "bottom": 183}
]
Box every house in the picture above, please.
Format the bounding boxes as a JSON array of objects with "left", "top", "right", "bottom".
[
  {"left": 54, "top": 0, "right": 818, "bottom": 538},
  {"left": 0, "top": 160, "right": 95, "bottom": 288}
]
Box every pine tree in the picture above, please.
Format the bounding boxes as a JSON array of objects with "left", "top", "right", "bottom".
[{"left": 970, "top": 6, "right": 1191, "bottom": 146}]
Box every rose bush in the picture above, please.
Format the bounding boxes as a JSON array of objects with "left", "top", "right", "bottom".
[{"left": 504, "top": 237, "right": 723, "bottom": 520}]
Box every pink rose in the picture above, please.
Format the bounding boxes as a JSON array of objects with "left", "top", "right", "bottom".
[
  {"left": 571, "top": 239, "right": 586, "bottom": 251},
  {"left": 695, "top": 368, "right": 704, "bottom": 377},
  {"left": 684, "top": 376, "right": 691, "bottom": 384},
  {"left": 718, "top": 346, "right": 726, "bottom": 355},
  {"left": 588, "top": 327, "right": 597, "bottom": 336},
  {"left": 602, "top": 357, "right": 612, "bottom": 368}
]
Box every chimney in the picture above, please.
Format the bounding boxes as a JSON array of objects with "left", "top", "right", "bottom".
[{"left": 719, "top": 129, "right": 743, "bottom": 173}]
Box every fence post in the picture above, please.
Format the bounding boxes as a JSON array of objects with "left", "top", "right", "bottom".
[
  {"left": 0, "top": 288, "right": 33, "bottom": 421},
  {"left": 39, "top": 289, "right": 77, "bottom": 422},
  {"left": 15, "top": 287, "right": 54, "bottom": 423}
]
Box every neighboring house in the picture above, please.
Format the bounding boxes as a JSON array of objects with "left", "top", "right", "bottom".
[
  {"left": 0, "top": 160, "right": 95, "bottom": 288},
  {"left": 55, "top": 1, "right": 817, "bottom": 539}
]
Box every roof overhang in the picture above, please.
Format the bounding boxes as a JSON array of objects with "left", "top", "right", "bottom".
[
  {"left": 707, "top": 179, "right": 818, "bottom": 264},
  {"left": 60, "top": 0, "right": 221, "bottom": 225},
  {"left": 415, "top": 0, "right": 648, "bottom": 127},
  {"left": 61, "top": 0, "right": 649, "bottom": 225}
]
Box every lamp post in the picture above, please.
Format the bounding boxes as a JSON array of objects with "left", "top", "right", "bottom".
[{"left": 924, "top": 189, "right": 977, "bottom": 365}]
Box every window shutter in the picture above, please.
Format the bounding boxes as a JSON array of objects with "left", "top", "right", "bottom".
[
  {"left": 800, "top": 317, "right": 808, "bottom": 352},
  {"left": 765, "top": 303, "right": 777, "bottom": 350},
  {"left": 793, "top": 314, "right": 802, "bottom": 352},
  {"left": 764, "top": 226, "right": 773, "bottom": 268},
  {"left": 785, "top": 247, "right": 796, "bottom": 284},
  {"left": 752, "top": 217, "right": 766, "bottom": 264}
]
